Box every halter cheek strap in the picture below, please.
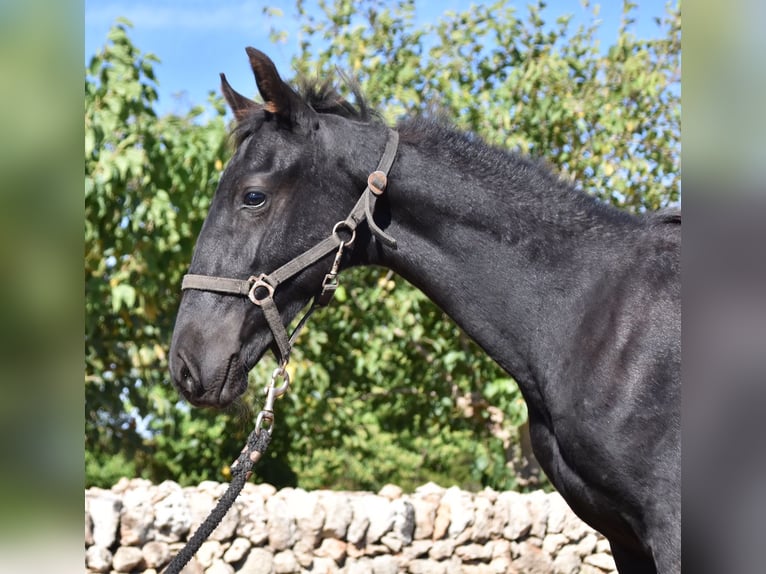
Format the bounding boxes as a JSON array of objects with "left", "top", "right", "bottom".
[{"left": 180, "top": 129, "right": 399, "bottom": 364}]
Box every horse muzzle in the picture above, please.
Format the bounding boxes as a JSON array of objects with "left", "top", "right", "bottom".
[{"left": 169, "top": 348, "right": 248, "bottom": 408}]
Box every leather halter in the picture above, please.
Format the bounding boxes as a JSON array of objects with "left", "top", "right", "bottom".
[{"left": 181, "top": 129, "right": 400, "bottom": 364}]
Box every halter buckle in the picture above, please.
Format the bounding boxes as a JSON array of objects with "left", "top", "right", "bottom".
[{"left": 247, "top": 274, "right": 275, "bottom": 306}]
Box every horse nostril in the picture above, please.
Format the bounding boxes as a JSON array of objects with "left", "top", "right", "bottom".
[{"left": 174, "top": 356, "right": 200, "bottom": 398}]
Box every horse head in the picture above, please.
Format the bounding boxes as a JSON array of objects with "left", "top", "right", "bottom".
[{"left": 169, "top": 49, "right": 390, "bottom": 407}]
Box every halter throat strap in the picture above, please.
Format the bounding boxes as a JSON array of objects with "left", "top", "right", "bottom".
[{"left": 180, "top": 129, "right": 399, "bottom": 362}]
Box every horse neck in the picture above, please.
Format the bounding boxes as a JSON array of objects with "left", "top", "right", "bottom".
[{"left": 363, "top": 120, "right": 643, "bottom": 385}]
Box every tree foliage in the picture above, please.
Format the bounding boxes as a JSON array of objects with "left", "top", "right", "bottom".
[{"left": 85, "top": 1, "right": 680, "bottom": 491}]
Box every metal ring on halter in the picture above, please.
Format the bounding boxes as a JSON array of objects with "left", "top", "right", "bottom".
[
  {"left": 332, "top": 221, "right": 356, "bottom": 247},
  {"left": 247, "top": 275, "right": 275, "bottom": 306}
]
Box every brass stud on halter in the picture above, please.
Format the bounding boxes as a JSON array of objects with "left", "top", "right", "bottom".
[{"left": 368, "top": 170, "right": 388, "bottom": 196}]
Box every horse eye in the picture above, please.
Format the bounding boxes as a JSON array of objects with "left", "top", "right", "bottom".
[{"left": 243, "top": 189, "right": 267, "bottom": 208}]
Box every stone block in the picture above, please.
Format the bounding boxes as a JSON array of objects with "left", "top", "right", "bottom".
[
  {"left": 239, "top": 547, "right": 274, "bottom": 574},
  {"left": 273, "top": 549, "right": 299, "bottom": 573},
  {"left": 319, "top": 490, "right": 353, "bottom": 539},
  {"left": 85, "top": 545, "right": 112, "bottom": 573},
  {"left": 87, "top": 489, "right": 122, "bottom": 548},
  {"left": 584, "top": 552, "right": 617, "bottom": 571},
  {"left": 223, "top": 537, "right": 251, "bottom": 563},
  {"left": 142, "top": 540, "right": 170, "bottom": 569},
  {"left": 112, "top": 546, "right": 144, "bottom": 572}
]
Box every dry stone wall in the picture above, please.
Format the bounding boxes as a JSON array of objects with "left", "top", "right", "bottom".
[{"left": 85, "top": 478, "right": 617, "bottom": 573}]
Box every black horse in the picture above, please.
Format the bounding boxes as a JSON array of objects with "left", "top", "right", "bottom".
[{"left": 169, "top": 49, "right": 680, "bottom": 573}]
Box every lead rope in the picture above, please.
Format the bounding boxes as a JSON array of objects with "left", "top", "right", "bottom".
[{"left": 161, "top": 366, "right": 288, "bottom": 574}]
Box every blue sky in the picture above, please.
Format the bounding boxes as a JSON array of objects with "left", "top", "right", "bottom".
[{"left": 85, "top": 1, "right": 673, "bottom": 117}]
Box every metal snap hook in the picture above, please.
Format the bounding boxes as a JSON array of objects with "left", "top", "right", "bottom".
[
  {"left": 255, "top": 365, "right": 290, "bottom": 436},
  {"left": 268, "top": 366, "right": 291, "bottom": 396}
]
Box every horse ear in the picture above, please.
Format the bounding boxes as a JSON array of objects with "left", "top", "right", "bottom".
[
  {"left": 220, "top": 73, "right": 258, "bottom": 120},
  {"left": 245, "top": 47, "right": 313, "bottom": 128}
]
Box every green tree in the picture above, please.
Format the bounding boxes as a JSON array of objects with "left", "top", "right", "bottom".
[{"left": 85, "top": 1, "right": 680, "bottom": 491}]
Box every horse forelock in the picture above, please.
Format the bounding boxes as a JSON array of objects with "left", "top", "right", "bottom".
[
  {"left": 296, "top": 75, "right": 376, "bottom": 122},
  {"left": 229, "top": 73, "right": 378, "bottom": 150}
]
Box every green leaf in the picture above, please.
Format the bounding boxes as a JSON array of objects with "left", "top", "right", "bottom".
[{"left": 111, "top": 284, "right": 136, "bottom": 312}]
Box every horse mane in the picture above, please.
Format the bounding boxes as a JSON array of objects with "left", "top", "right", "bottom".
[
  {"left": 231, "top": 73, "right": 674, "bottom": 230},
  {"left": 394, "top": 115, "right": 644, "bottom": 229}
]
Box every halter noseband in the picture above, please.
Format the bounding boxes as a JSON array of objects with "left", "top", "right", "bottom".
[{"left": 180, "top": 129, "right": 400, "bottom": 365}]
